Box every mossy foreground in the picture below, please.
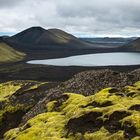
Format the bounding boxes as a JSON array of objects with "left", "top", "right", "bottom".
[
  {"left": 0, "top": 80, "right": 49, "bottom": 137},
  {"left": 4, "top": 81, "right": 140, "bottom": 140}
]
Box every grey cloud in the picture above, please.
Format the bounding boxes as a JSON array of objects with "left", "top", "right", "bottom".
[
  {"left": 56, "top": 0, "right": 140, "bottom": 25},
  {"left": 49, "top": 0, "right": 140, "bottom": 36},
  {"left": 0, "top": 0, "right": 24, "bottom": 8},
  {"left": 0, "top": 0, "right": 140, "bottom": 36}
]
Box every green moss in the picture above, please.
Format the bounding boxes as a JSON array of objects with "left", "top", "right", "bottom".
[
  {"left": 0, "top": 80, "right": 47, "bottom": 132},
  {"left": 132, "top": 137, "right": 140, "bottom": 140},
  {"left": 122, "top": 112, "right": 140, "bottom": 135},
  {"left": 84, "top": 128, "right": 124, "bottom": 140},
  {"left": 47, "top": 101, "right": 57, "bottom": 112},
  {"left": 0, "top": 80, "right": 46, "bottom": 101},
  {"left": 59, "top": 93, "right": 91, "bottom": 118},
  {"left": 0, "top": 103, "right": 31, "bottom": 125},
  {"left": 23, "top": 81, "right": 47, "bottom": 92},
  {"left": 4, "top": 81, "right": 140, "bottom": 140},
  {"left": 5, "top": 112, "right": 67, "bottom": 140},
  {"left": 5, "top": 128, "right": 20, "bottom": 140},
  {"left": 0, "top": 81, "right": 22, "bottom": 101},
  {"left": 124, "top": 81, "right": 140, "bottom": 98}
]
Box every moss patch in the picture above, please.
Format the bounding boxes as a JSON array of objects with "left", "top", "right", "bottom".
[
  {"left": 0, "top": 80, "right": 48, "bottom": 138},
  {"left": 0, "top": 81, "right": 46, "bottom": 102},
  {"left": 4, "top": 81, "right": 140, "bottom": 140},
  {"left": 0, "top": 82, "right": 21, "bottom": 101}
]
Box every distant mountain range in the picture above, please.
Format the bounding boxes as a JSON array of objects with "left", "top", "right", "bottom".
[
  {"left": 123, "top": 38, "right": 140, "bottom": 51},
  {"left": 80, "top": 37, "right": 136, "bottom": 45},
  {"left": 0, "top": 26, "right": 138, "bottom": 52},
  {"left": 0, "top": 26, "right": 140, "bottom": 64}
]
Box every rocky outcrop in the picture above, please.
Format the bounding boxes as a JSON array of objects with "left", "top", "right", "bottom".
[
  {"left": 0, "top": 80, "right": 57, "bottom": 138},
  {"left": 2, "top": 69, "right": 140, "bottom": 139},
  {"left": 22, "top": 69, "right": 140, "bottom": 123},
  {"left": 4, "top": 81, "right": 140, "bottom": 140}
]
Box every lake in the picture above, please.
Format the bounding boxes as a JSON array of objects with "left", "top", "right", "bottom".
[{"left": 27, "top": 52, "right": 140, "bottom": 66}]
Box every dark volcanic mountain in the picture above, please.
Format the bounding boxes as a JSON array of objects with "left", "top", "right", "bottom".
[
  {"left": 3, "top": 26, "right": 138, "bottom": 55},
  {"left": 5, "top": 27, "right": 95, "bottom": 51}
]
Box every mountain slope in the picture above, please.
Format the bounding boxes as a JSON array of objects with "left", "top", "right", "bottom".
[
  {"left": 122, "top": 38, "right": 140, "bottom": 51},
  {"left": 4, "top": 27, "right": 137, "bottom": 54},
  {"left": 5, "top": 27, "right": 94, "bottom": 51},
  {"left": 0, "top": 42, "right": 25, "bottom": 63}
]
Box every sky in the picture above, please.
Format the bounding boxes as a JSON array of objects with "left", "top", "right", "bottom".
[{"left": 0, "top": 0, "right": 140, "bottom": 37}]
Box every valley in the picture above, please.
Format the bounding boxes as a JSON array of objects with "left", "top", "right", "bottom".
[
  {"left": 0, "top": 27, "right": 140, "bottom": 82},
  {"left": 1, "top": 27, "right": 140, "bottom": 139}
]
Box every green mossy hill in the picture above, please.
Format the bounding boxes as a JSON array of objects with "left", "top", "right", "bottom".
[
  {"left": 0, "top": 80, "right": 50, "bottom": 138},
  {"left": 0, "top": 42, "right": 25, "bottom": 63},
  {"left": 5, "top": 81, "right": 140, "bottom": 140},
  {"left": 22, "top": 69, "right": 140, "bottom": 123}
]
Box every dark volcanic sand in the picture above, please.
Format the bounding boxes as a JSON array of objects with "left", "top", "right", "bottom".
[{"left": 1, "top": 61, "right": 140, "bottom": 83}]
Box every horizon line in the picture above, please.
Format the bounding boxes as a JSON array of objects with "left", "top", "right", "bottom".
[{"left": 0, "top": 31, "right": 139, "bottom": 38}]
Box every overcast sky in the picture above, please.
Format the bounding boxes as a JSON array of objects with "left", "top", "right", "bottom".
[{"left": 0, "top": 0, "right": 140, "bottom": 37}]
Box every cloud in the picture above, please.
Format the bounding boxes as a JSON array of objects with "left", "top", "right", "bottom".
[
  {"left": 0, "top": 0, "right": 140, "bottom": 37},
  {"left": 0, "top": 0, "right": 24, "bottom": 8}
]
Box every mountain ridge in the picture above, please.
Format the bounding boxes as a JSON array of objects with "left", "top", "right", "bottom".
[
  {"left": 123, "top": 37, "right": 140, "bottom": 51},
  {"left": 5, "top": 26, "right": 94, "bottom": 51}
]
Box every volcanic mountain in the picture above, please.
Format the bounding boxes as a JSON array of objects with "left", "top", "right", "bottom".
[
  {"left": 4, "top": 26, "right": 137, "bottom": 55},
  {"left": 5, "top": 27, "right": 95, "bottom": 51}
]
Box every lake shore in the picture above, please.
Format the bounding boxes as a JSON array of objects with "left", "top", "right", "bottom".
[{"left": 1, "top": 61, "right": 140, "bottom": 82}]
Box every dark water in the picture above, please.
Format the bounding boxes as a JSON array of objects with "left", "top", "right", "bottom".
[{"left": 27, "top": 53, "right": 140, "bottom": 66}]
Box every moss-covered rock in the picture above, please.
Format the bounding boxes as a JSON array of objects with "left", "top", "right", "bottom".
[
  {"left": 0, "top": 80, "right": 45, "bottom": 102},
  {"left": 0, "top": 80, "right": 55, "bottom": 138},
  {"left": 22, "top": 69, "right": 140, "bottom": 123},
  {"left": 4, "top": 81, "right": 140, "bottom": 140}
]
